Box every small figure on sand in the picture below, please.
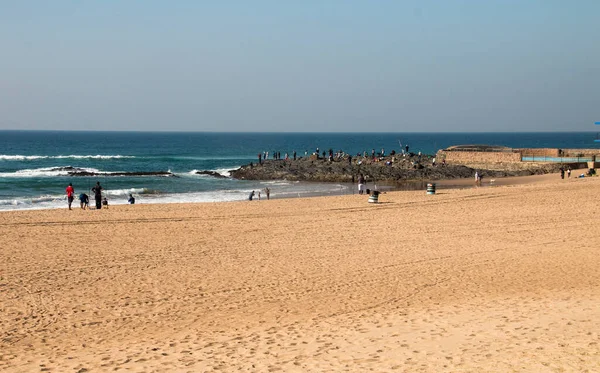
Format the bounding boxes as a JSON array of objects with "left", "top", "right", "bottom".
[
  {"left": 102, "top": 197, "right": 109, "bottom": 209},
  {"left": 264, "top": 187, "right": 270, "bottom": 200},
  {"left": 91, "top": 181, "right": 103, "bottom": 210},
  {"left": 567, "top": 167, "right": 571, "bottom": 178},
  {"left": 65, "top": 183, "right": 75, "bottom": 210},
  {"left": 560, "top": 167, "right": 565, "bottom": 179},
  {"left": 79, "top": 193, "right": 89, "bottom": 210},
  {"left": 358, "top": 173, "right": 366, "bottom": 194},
  {"left": 128, "top": 194, "right": 135, "bottom": 204},
  {"left": 248, "top": 190, "right": 255, "bottom": 201}
]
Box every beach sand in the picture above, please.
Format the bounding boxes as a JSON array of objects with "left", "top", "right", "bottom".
[{"left": 1, "top": 174, "right": 600, "bottom": 372}]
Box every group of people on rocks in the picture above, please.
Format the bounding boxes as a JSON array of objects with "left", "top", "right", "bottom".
[
  {"left": 258, "top": 151, "right": 299, "bottom": 164},
  {"left": 255, "top": 145, "right": 427, "bottom": 166},
  {"left": 65, "top": 181, "right": 135, "bottom": 210}
]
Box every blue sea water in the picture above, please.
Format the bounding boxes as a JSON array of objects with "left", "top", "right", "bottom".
[{"left": 1, "top": 131, "right": 598, "bottom": 211}]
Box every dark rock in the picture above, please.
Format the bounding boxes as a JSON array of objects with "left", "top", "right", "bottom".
[
  {"left": 230, "top": 154, "right": 567, "bottom": 183},
  {"left": 195, "top": 170, "right": 229, "bottom": 178}
]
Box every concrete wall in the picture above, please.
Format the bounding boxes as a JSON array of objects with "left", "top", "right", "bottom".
[
  {"left": 518, "top": 148, "right": 600, "bottom": 157},
  {"left": 561, "top": 149, "right": 600, "bottom": 157},
  {"left": 437, "top": 150, "right": 521, "bottom": 164},
  {"left": 517, "top": 148, "right": 559, "bottom": 157},
  {"left": 439, "top": 148, "right": 600, "bottom": 166}
]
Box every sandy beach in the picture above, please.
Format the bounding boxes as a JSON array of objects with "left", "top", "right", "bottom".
[{"left": 2, "top": 174, "right": 600, "bottom": 372}]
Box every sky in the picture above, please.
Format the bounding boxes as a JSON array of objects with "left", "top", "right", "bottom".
[{"left": 0, "top": 1, "right": 598, "bottom": 132}]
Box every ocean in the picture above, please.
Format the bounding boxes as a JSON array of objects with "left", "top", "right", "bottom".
[{"left": 1, "top": 131, "right": 597, "bottom": 211}]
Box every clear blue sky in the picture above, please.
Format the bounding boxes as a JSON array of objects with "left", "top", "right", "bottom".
[{"left": 1, "top": 1, "right": 598, "bottom": 132}]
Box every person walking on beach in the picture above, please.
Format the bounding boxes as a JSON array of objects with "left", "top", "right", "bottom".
[
  {"left": 65, "top": 183, "right": 75, "bottom": 210},
  {"left": 248, "top": 190, "right": 255, "bottom": 201},
  {"left": 560, "top": 167, "right": 565, "bottom": 179},
  {"left": 264, "top": 187, "right": 270, "bottom": 200},
  {"left": 128, "top": 194, "right": 135, "bottom": 204},
  {"left": 91, "top": 181, "right": 103, "bottom": 210},
  {"left": 567, "top": 167, "right": 572, "bottom": 178}
]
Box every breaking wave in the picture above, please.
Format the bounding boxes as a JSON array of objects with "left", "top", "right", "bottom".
[
  {"left": 0, "top": 167, "right": 102, "bottom": 178},
  {"left": 0, "top": 154, "right": 135, "bottom": 161}
]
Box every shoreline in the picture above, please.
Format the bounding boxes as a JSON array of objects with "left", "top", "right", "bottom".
[{"left": 1, "top": 168, "right": 588, "bottom": 213}]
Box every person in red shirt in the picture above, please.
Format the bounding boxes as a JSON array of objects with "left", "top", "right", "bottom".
[{"left": 65, "top": 183, "right": 75, "bottom": 210}]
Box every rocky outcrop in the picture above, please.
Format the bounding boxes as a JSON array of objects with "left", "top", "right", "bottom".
[
  {"left": 230, "top": 155, "right": 569, "bottom": 183},
  {"left": 194, "top": 170, "right": 229, "bottom": 178}
]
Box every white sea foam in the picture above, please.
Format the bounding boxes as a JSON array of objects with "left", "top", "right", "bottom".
[
  {"left": 0, "top": 182, "right": 353, "bottom": 212},
  {"left": 0, "top": 167, "right": 175, "bottom": 178},
  {"left": 0, "top": 167, "right": 102, "bottom": 178},
  {"left": 213, "top": 167, "right": 236, "bottom": 177},
  {"left": 185, "top": 168, "right": 236, "bottom": 177},
  {"left": 0, "top": 194, "right": 65, "bottom": 210},
  {"left": 104, "top": 188, "right": 150, "bottom": 196},
  {"left": 261, "top": 180, "right": 295, "bottom": 186},
  {"left": 0, "top": 190, "right": 248, "bottom": 211},
  {"left": 0, "top": 154, "right": 135, "bottom": 161},
  {"left": 0, "top": 155, "right": 47, "bottom": 160}
]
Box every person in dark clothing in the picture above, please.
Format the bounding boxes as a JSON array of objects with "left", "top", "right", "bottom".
[
  {"left": 91, "top": 182, "right": 103, "bottom": 210},
  {"left": 357, "top": 173, "right": 366, "bottom": 194},
  {"left": 79, "top": 193, "right": 89, "bottom": 210},
  {"left": 128, "top": 194, "right": 135, "bottom": 204}
]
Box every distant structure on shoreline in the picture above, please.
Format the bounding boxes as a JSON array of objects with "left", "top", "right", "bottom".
[{"left": 437, "top": 145, "right": 600, "bottom": 171}]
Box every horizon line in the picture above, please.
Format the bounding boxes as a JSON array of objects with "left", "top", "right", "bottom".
[{"left": 0, "top": 129, "right": 597, "bottom": 134}]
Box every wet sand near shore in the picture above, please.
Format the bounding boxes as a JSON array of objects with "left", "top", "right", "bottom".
[
  {"left": 433, "top": 168, "right": 590, "bottom": 189},
  {"left": 1, "top": 173, "right": 600, "bottom": 372}
]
